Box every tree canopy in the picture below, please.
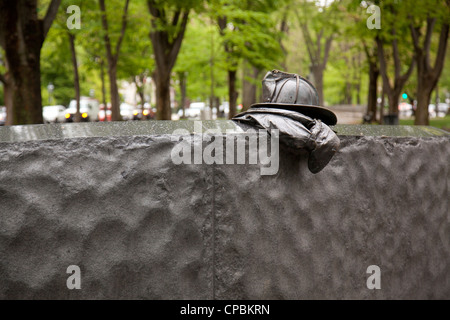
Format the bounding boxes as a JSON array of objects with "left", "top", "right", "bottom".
[{"left": 0, "top": 0, "right": 448, "bottom": 124}]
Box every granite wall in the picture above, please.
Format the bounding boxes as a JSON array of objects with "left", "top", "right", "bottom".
[{"left": 0, "top": 122, "right": 448, "bottom": 299}]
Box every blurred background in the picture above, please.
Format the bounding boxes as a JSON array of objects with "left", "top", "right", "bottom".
[{"left": 0, "top": 0, "right": 449, "bottom": 130}]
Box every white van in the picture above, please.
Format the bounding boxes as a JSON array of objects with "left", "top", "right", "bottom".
[
  {"left": 65, "top": 97, "right": 100, "bottom": 122},
  {"left": 43, "top": 105, "right": 67, "bottom": 123},
  {"left": 178, "top": 102, "right": 206, "bottom": 119}
]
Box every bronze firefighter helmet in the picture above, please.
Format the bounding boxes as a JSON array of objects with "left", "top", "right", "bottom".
[{"left": 250, "top": 70, "right": 337, "bottom": 125}]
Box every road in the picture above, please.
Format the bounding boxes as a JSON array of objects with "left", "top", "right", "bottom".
[{"left": 327, "top": 105, "right": 365, "bottom": 124}]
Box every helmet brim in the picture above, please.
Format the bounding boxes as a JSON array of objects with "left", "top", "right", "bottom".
[{"left": 250, "top": 103, "right": 337, "bottom": 126}]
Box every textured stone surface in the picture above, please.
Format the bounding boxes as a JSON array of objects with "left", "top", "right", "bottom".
[
  {"left": 0, "top": 135, "right": 213, "bottom": 299},
  {"left": 214, "top": 136, "right": 449, "bottom": 299},
  {"left": 0, "top": 121, "right": 448, "bottom": 299}
]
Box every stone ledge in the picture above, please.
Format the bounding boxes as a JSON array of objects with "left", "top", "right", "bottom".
[{"left": 0, "top": 121, "right": 448, "bottom": 143}]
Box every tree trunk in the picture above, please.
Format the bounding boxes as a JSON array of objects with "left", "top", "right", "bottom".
[
  {"left": 152, "top": 68, "right": 172, "bottom": 120},
  {"left": 415, "top": 84, "right": 432, "bottom": 125},
  {"left": 154, "top": 71, "right": 172, "bottom": 120},
  {"left": 68, "top": 33, "right": 81, "bottom": 122},
  {"left": 376, "top": 33, "right": 415, "bottom": 124},
  {"left": 138, "top": 89, "right": 145, "bottom": 110},
  {"left": 108, "top": 65, "right": 121, "bottom": 121},
  {"left": 311, "top": 66, "right": 324, "bottom": 105},
  {"left": 410, "top": 20, "right": 449, "bottom": 125},
  {"left": 10, "top": 50, "right": 43, "bottom": 124},
  {"left": 387, "top": 91, "right": 401, "bottom": 115},
  {"left": 0, "top": 0, "right": 61, "bottom": 125},
  {"left": 209, "top": 26, "right": 216, "bottom": 117},
  {"left": 353, "top": 53, "right": 362, "bottom": 106},
  {"left": 278, "top": 9, "right": 289, "bottom": 71},
  {"left": 367, "top": 61, "right": 379, "bottom": 122},
  {"left": 435, "top": 84, "right": 439, "bottom": 106},
  {"left": 2, "top": 73, "right": 13, "bottom": 125},
  {"left": 5, "top": 32, "right": 43, "bottom": 124},
  {"left": 99, "top": 0, "right": 130, "bottom": 122},
  {"left": 135, "top": 76, "right": 145, "bottom": 113},
  {"left": 148, "top": 3, "right": 189, "bottom": 120},
  {"left": 344, "top": 81, "right": 352, "bottom": 105},
  {"left": 355, "top": 83, "right": 361, "bottom": 106},
  {"left": 379, "top": 88, "right": 385, "bottom": 124},
  {"left": 228, "top": 70, "right": 238, "bottom": 119},
  {"left": 218, "top": 16, "right": 240, "bottom": 119},
  {"left": 413, "top": 46, "right": 433, "bottom": 126},
  {"left": 385, "top": 91, "right": 400, "bottom": 116},
  {"left": 242, "top": 64, "right": 259, "bottom": 111},
  {"left": 179, "top": 72, "right": 187, "bottom": 118},
  {"left": 100, "top": 59, "right": 107, "bottom": 109},
  {"left": 138, "top": 88, "right": 145, "bottom": 116}
]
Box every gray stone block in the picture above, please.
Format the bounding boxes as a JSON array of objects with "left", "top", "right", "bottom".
[{"left": 0, "top": 121, "right": 448, "bottom": 299}]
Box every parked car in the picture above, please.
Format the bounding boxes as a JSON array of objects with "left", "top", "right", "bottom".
[
  {"left": 65, "top": 97, "right": 100, "bottom": 122},
  {"left": 398, "top": 102, "right": 413, "bottom": 118},
  {"left": 218, "top": 101, "right": 230, "bottom": 118},
  {"left": 144, "top": 106, "right": 156, "bottom": 120},
  {"left": 132, "top": 105, "right": 156, "bottom": 120},
  {"left": 43, "top": 105, "right": 67, "bottom": 123},
  {"left": 120, "top": 103, "right": 136, "bottom": 121},
  {"left": 0, "top": 106, "right": 6, "bottom": 126},
  {"left": 429, "top": 103, "right": 449, "bottom": 118},
  {"left": 178, "top": 102, "right": 206, "bottom": 119}
]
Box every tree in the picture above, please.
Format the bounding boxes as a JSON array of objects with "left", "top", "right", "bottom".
[
  {"left": 40, "top": 1, "right": 94, "bottom": 110},
  {"left": 363, "top": 42, "right": 380, "bottom": 122},
  {"left": 376, "top": 34, "right": 415, "bottom": 118},
  {"left": 68, "top": 33, "right": 81, "bottom": 122},
  {"left": 337, "top": 41, "right": 360, "bottom": 105},
  {"left": 40, "top": 27, "right": 74, "bottom": 107},
  {"left": 0, "top": 0, "right": 62, "bottom": 124},
  {"left": 340, "top": 1, "right": 379, "bottom": 122},
  {"left": 213, "top": 0, "right": 283, "bottom": 118},
  {"left": 409, "top": 0, "right": 449, "bottom": 125},
  {"left": 374, "top": 1, "right": 415, "bottom": 120},
  {"left": 174, "top": 18, "right": 211, "bottom": 116},
  {"left": 295, "top": 0, "right": 340, "bottom": 106},
  {"left": 117, "top": 0, "right": 154, "bottom": 115},
  {"left": 275, "top": 1, "right": 291, "bottom": 71},
  {"left": 241, "top": 0, "right": 292, "bottom": 110},
  {"left": 147, "top": 0, "right": 201, "bottom": 120},
  {"left": 242, "top": 61, "right": 261, "bottom": 111},
  {"left": 56, "top": 0, "right": 85, "bottom": 122},
  {"left": 76, "top": 4, "right": 110, "bottom": 112},
  {"left": 174, "top": 16, "right": 228, "bottom": 116},
  {"left": 99, "top": 0, "right": 130, "bottom": 121}
]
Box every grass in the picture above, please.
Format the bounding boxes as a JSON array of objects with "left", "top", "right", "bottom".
[{"left": 399, "top": 115, "right": 450, "bottom": 131}]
